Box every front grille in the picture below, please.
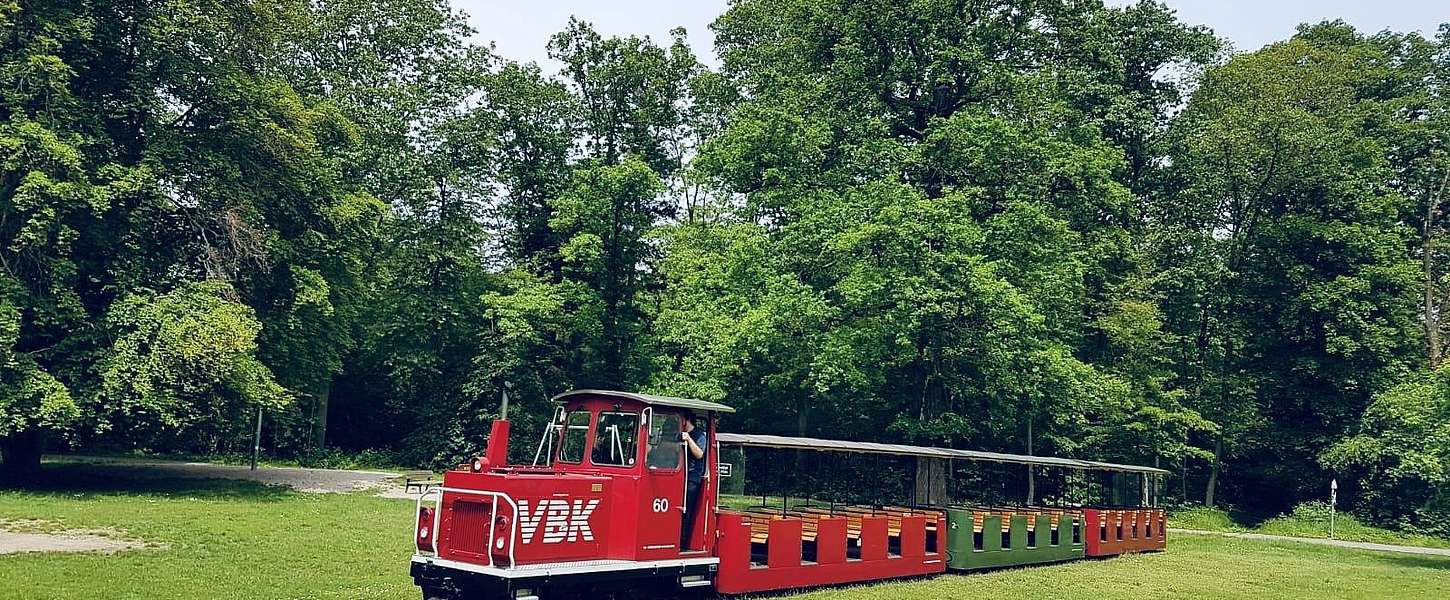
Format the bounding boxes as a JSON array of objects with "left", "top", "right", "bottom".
[{"left": 448, "top": 498, "right": 495, "bottom": 556}]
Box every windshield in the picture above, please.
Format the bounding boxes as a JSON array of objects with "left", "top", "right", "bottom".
[
  {"left": 592, "top": 412, "right": 640, "bottom": 466},
  {"left": 557, "top": 410, "right": 591, "bottom": 464}
]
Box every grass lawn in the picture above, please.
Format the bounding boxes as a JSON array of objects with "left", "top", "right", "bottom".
[
  {"left": 778, "top": 535, "right": 1450, "bottom": 600},
  {"left": 1172, "top": 505, "right": 1450, "bottom": 550},
  {"left": 2, "top": 464, "right": 1448, "bottom": 600},
  {"left": 0, "top": 464, "right": 415, "bottom": 600}
]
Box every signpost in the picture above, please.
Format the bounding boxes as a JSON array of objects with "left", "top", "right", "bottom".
[
  {"left": 251, "top": 407, "right": 263, "bottom": 471},
  {"left": 1329, "top": 479, "right": 1338, "bottom": 539}
]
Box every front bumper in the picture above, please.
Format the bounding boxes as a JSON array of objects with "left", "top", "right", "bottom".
[{"left": 410, "top": 554, "right": 720, "bottom": 596}]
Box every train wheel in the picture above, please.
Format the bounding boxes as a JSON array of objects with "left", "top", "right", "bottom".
[{"left": 419, "top": 585, "right": 456, "bottom": 600}]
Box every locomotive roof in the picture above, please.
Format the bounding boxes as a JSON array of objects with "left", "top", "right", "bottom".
[
  {"left": 551, "top": 389, "right": 737, "bottom": 414},
  {"left": 716, "top": 432, "right": 1169, "bottom": 475}
]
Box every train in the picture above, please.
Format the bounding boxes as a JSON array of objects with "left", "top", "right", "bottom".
[{"left": 409, "top": 389, "right": 1168, "bottom": 599}]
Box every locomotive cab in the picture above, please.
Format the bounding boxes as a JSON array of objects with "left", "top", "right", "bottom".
[{"left": 411, "top": 389, "right": 732, "bottom": 599}]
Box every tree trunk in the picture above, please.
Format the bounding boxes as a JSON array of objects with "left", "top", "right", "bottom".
[
  {"left": 915, "top": 458, "right": 949, "bottom": 506},
  {"left": 911, "top": 346, "right": 950, "bottom": 505},
  {"left": 1181, "top": 456, "right": 1188, "bottom": 501},
  {"left": 1426, "top": 193, "right": 1440, "bottom": 368},
  {"left": 793, "top": 399, "right": 809, "bottom": 474},
  {"left": 0, "top": 430, "right": 43, "bottom": 481},
  {"left": 313, "top": 378, "right": 332, "bottom": 448},
  {"left": 1424, "top": 169, "right": 1449, "bottom": 368},
  {"left": 1025, "top": 417, "right": 1035, "bottom": 505},
  {"left": 1205, "top": 436, "right": 1223, "bottom": 508}
]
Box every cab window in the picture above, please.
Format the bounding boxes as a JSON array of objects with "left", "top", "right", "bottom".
[
  {"left": 591, "top": 412, "right": 640, "bottom": 467},
  {"left": 646, "top": 412, "right": 682, "bottom": 470},
  {"left": 558, "top": 410, "right": 591, "bottom": 464}
]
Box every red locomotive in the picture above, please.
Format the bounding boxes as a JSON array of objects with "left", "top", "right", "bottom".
[{"left": 410, "top": 389, "right": 1167, "bottom": 599}]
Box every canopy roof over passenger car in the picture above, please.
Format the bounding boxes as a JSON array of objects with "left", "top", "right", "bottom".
[
  {"left": 551, "top": 389, "right": 737, "bottom": 414},
  {"left": 716, "top": 432, "right": 1168, "bottom": 475}
]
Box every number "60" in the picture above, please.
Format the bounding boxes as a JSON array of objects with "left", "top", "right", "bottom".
[{"left": 652, "top": 498, "right": 670, "bottom": 512}]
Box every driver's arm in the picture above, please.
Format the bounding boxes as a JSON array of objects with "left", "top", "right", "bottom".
[{"left": 681, "top": 431, "right": 705, "bottom": 459}]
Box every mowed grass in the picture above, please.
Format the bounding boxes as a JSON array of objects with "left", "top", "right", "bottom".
[
  {"left": 777, "top": 535, "right": 1450, "bottom": 600},
  {"left": 1173, "top": 505, "right": 1450, "bottom": 550},
  {"left": 0, "top": 464, "right": 416, "bottom": 600},
  {"left": 0, "top": 465, "right": 1447, "bottom": 600}
]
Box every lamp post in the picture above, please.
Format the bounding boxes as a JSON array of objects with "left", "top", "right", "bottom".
[{"left": 1329, "top": 479, "right": 1338, "bottom": 539}]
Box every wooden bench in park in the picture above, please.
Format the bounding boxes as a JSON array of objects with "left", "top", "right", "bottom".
[{"left": 402, "top": 470, "right": 442, "bottom": 494}]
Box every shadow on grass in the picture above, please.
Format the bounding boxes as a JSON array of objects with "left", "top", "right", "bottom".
[
  {"left": 0, "top": 462, "right": 293, "bottom": 502},
  {"left": 1224, "top": 506, "right": 1278, "bottom": 528},
  {"left": 1370, "top": 553, "right": 1450, "bottom": 571}
]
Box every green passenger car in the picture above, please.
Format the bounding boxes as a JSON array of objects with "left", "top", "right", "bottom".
[{"left": 944, "top": 507, "right": 1085, "bottom": 570}]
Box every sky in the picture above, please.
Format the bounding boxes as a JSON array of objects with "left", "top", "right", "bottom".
[{"left": 456, "top": 0, "right": 1445, "bottom": 70}]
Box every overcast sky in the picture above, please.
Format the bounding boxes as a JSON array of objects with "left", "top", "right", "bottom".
[{"left": 456, "top": 0, "right": 1444, "bottom": 71}]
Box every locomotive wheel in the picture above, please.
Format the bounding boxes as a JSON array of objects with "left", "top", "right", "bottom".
[{"left": 419, "top": 584, "right": 456, "bottom": 600}]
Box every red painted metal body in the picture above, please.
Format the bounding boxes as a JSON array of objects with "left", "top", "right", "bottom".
[
  {"left": 1082, "top": 508, "right": 1167, "bottom": 556},
  {"left": 712, "top": 511, "right": 947, "bottom": 594},
  {"left": 436, "top": 469, "right": 610, "bottom": 565},
  {"left": 431, "top": 392, "right": 721, "bottom": 567}
]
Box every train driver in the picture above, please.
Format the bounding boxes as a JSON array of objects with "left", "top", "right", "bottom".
[{"left": 679, "top": 410, "right": 707, "bottom": 550}]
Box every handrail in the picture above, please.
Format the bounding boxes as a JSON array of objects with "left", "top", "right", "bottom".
[
  {"left": 439, "top": 487, "right": 521, "bottom": 568},
  {"left": 414, "top": 487, "right": 522, "bottom": 569},
  {"left": 532, "top": 406, "right": 565, "bottom": 466},
  {"left": 416, "top": 487, "right": 443, "bottom": 555}
]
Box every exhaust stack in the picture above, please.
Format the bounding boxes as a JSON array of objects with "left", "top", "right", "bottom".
[{"left": 479, "top": 388, "right": 510, "bottom": 469}]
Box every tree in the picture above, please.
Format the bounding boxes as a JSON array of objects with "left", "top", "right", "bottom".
[
  {"left": 1369, "top": 27, "right": 1450, "bottom": 367},
  {"left": 1324, "top": 368, "right": 1450, "bottom": 535},
  {"left": 1163, "top": 25, "right": 1422, "bottom": 510},
  {"left": 0, "top": 293, "right": 77, "bottom": 477},
  {"left": 2, "top": 0, "right": 374, "bottom": 473},
  {"left": 94, "top": 282, "right": 290, "bottom": 451},
  {"left": 689, "top": 1, "right": 1220, "bottom": 499}
]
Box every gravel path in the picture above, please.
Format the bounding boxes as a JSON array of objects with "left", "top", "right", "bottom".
[
  {"left": 1171, "top": 528, "right": 1450, "bottom": 557},
  {"left": 47, "top": 455, "right": 401, "bottom": 494},
  {"left": 0, "top": 518, "right": 152, "bottom": 555},
  {"left": 0, "top": 531, "right": 146, "bottom": 555}
]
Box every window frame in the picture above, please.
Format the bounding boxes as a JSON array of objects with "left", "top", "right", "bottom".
[
  {"left": 589, "top": 411, "right": 641, "bottom": 468},
  {"left": 644, "top": 409, "right": 683, "bottom": 472},
  {"left": 556, "top": 409, "right": 592, "bottom": 465}
]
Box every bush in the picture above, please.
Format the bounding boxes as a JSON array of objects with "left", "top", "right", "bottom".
[
  {"left": 1255, "top": 502, "right": 1450, "bottom": 548},
  {"left": 1170, "top": 501, "right": 1450, "bottom": 549},
  {"left": 293, "top": 447, "right": 403, "bottom": 471},
  {"left": 1170, "top": 505, "right": 1243, "bottom": 531}
]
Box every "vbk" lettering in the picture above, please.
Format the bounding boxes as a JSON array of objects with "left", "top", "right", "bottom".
[{"left": 517, "top": 499, "right": 600, "bottom": 544}]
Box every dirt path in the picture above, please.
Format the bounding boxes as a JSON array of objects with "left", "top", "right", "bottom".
[
  {"left": 0, "top": 531, "right": 146, "bottom": 555},
  {"left": 46, "top": 455, "right": 400, "bottom": 494},
  {"left": 1171, "top": 528, "right": 1450, "bottom": 557},
  {"left": 0, "top": 518, "right": 151, "bottom": 555}
]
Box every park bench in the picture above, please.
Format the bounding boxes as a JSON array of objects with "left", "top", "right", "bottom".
[{"left": 402, "top": 470, "right": 442, "bottom": 494}]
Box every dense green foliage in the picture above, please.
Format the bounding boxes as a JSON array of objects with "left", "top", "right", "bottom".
[{"left": 1, "top": 0, "right": 1447, "bottom": 535}]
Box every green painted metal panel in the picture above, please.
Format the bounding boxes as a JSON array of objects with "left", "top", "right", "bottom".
[{"left": 944, "top": 508, "right": 1086, "bottom": 570}]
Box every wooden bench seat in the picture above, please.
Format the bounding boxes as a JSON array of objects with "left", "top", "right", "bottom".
[
  {"left": 960, "top": 505, "right": 1084, "bottom": 534},
  {"left": 731, "top": 504, "right": 942, "bottom": 545}
]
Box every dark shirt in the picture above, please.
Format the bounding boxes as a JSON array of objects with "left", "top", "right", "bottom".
[{"left": 686, "top": 428, "right": 707, "bottom": 485}]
